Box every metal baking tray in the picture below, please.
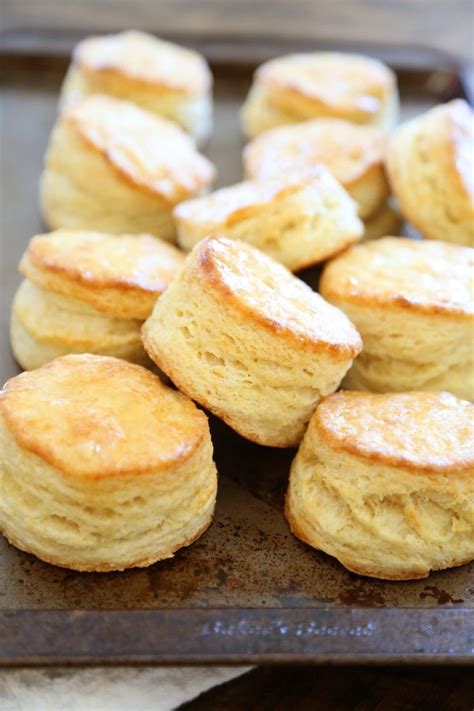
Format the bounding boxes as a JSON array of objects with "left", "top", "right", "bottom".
[{"left": 0, "top": 31, "right": 473, "bottom": 665}]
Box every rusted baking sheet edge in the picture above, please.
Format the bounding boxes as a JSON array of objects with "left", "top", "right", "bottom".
[{"left": 1, "top": 608, "right": 473, "bottom": 666}]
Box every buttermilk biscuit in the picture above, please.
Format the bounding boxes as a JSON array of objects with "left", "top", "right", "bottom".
[
  {"left": 11, "top": 229, "right": 185, "bottom": 370},
  {"left": 40, "top": 94, "right": 215, "bottom": 241},
  {"left": 59, "top": 30, "right": 213, "bottom": 145},
  {"left": 0, "top": 354, "right": 217, "bottom": 571},
  {"left": 143, "top": 235, "right": 362, "bottom": 447},
  {"left": 241, "top": 52, "right": 398, "bottom": 139},
  {"left": 286, "top": 390, "right": 474, "bottom": 580},
  {"left": 386, "top": 100, "right": 474, "bottom": 246},
  {"left": 320, "top": 237, "right": 474, "bottom": 400},
  {"left": 244, "top": 118, "right": 389, "bottom": 219},
  {"left": 362, "top": 200, "right": 403, "bottom": 241},
  {"left": 173, "top": 169, "right": 363, "bottom": 271}
]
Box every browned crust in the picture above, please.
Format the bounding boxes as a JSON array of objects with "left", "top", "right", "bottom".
[
  {"left": 70, "top": 124, "right": 176, "bottom": 205},
  {"left": 78, "top": 62, "right": 210, "bottom": 96},
  {"left": 320, "top": 280, "right": 473, "bottom": 319},
  {"left": 173, "top": 180, "right": 307, "bottom": 231},
  {"left": 264, "top": 81, "right": 380, "bottom": 122},
  {"left": 319, "top": 247, "right": 473, "bottom": 319},
  {"left": 174, "top": 175, "right": 363, "bottom": 270},
  {"left": 0, "top": 356, "right": 210, "bottom": 478},
  {"left": 177, "top": 180, "right": 309, "bottom": 228},
  {"left": 284, "top": 496, "right": 473, "bottom": 581},
  {"left": 243, "top": 122, "right": 388, "bottom": 190},
  {"left": 192, "top": 236, "right": 362, "bottom": 360},
  {"left": 23, "top": 255, "right": 167, "bottom": 295},
  {"left": 64, "top": 110, "right": 215, "bottom": 206},
  {"left": 311, "top": 391, "right": 474, "bottom": 475},
  {"left": 228, "top": 184, "right": 300, "bottom": 227},
  {"left": 20, "top": 235, "right": 184, "bottom": 319},
  {"left": 24, "top": 235, "right": 182, "bottom": 295},
  {"left": 257, "top": 54, "right": 395, "bottom": 120},
  {"left": 1, "top": 405, "right": 208, "bottom": 480},
  {"left": 74, "top": 35, "right": 212, "bottom": 95},
  {"left": 19, "top": 255, "right": 162, "bottom": 322},
  {"left": 0, "top": 516, "right": 213, "bottom": 573}
]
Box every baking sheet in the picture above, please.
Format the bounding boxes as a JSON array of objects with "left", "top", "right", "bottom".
[{"left": 0, "top": 35, "right": 472, "bottom": 664}]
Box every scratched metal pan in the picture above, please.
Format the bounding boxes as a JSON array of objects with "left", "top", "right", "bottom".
[{"left": 0, "top": 31, "right": 473, "bottom": 665}]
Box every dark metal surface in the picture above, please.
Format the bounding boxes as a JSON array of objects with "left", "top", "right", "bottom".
[
  {"left": 1, "top": 608, "right": 473, "bottom": 666},
  {"left": 0, "top": 39, "right": 472, "bottom": 664}
]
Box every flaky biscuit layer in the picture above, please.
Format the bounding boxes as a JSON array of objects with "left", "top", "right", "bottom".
[
  {"left": 286, "top": 390, "right": 474, "bottom": 580},
  {"left": 143, "top": 235, "right": 361, "bottom": 447},
  {"left": 0, "top": 355, "right": 217, "bottom": 571}
]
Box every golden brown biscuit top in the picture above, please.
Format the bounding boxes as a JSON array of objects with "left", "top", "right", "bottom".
[
  {"left": 257, "top": 52, "right": 395, "bottom": 119},
  {"left": 20, "top": 230, "right": 185, "bottom": 319},
  {"left": 174, "top": 169, "right": 332, "bottom": 228},
  {"left": 22, "top": 230, "right": 184, "bottom": 295},
  {"left": 0, "top": 355, "right": 209, "bottom": 478},
  {"left": 64, "top": 95, "right": 215, "bottom": 202},
  {"left": 320, "top": 237, "right": 473, "bottom": 317},
  {"left": 74, "top": 30, "right": 212, "bottom": 95},
  {"left": 244, "top": 118, "right": 386, "bottom": 186},
  {"left": 194, "top": 235, "right": 362, "bottom": 358},
  {"left": 314, "top": 390, "right": 474, "bottom": 473}
]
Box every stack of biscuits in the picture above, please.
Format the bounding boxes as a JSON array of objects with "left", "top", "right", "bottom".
[{"left": 1, "top": 32, "right": 472, "bottom": 580}]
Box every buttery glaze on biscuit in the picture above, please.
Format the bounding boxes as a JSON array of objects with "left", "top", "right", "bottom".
[
  {"left": 285, "top": 390, "right": 474, "bottom": 580},
  {"left": 63, "top": 95, "right": 214, "bottom": 203},
  {"left": 72, "top": 30, "right": 211, "bottom": 95},
  {"left": 20, "top": 229, "right": 185, "bottom": 319},
  {"left": 196, "top": 236, "right": 360, "bottom": 356},
  {"left": 386, "top": 100, "right": 474, "bottom": 246},
  {"left": 321, "top": 237, "right": 472, "bottom": 315},
  {"left": 143, "top": 234, "right": 361, "bottom": 447},
  {"left": 317, "top": 391, "right": 473, "bottom": 472},
  {"left": 241, "top": 52, "right": 398, "bottom": 138},
  {"left": 40, "top": 95, "right": 215, "bottom": 240},
  {"left": 0, "top": 354, "right": 217, "bottom": 571},
  {"left": 2, "top": 356, "right": 205, "bottom": 477},
  {"left": 244, "top": 118, "right": 389, "bottom": 219},
  {"left": 60, "top": 30, "right": 213, "bottom": 144},
  {"left": 320, "top": 237, "right": 474, "bottom": 399},
  {"left": 11, "top": 229, "right": 184, "bottom": 370},
  {"left": 174, "top": 169, "right": 363, "bottom": 270}
]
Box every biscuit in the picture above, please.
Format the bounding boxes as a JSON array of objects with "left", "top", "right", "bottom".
[
  {"left": 11, "top": 229, "right": 185, "bottom": 370},
  {"left": 320, "top": 237, "right": 474, "bottom": 400},
  {"left": 174, "top": 169, "right": 363, "bottom": 271},
  {"left": 244, "top": 118, "right": 389, "bottom": 219},
  {"left": 386, "top": 100, "right": 474, "bottom": 246},
  {"left": 241, "top": 52, "right": 398, "bottom": 139},
  {"left": 40, "top": 94, "right": 215, "bottom": 241},
  {"left": 285, "top": 390, "right": 474, "bottom": 580},
  {"left": 59, "top": 30, "right": 213, "bottom": 145},
  {"left": 0, "top": 354, "right": 217, "bottom": 572},
  {"left": 142, "top": 235, "right": 362, "bottom": 447},
  {"left": 362, "top": 200, "right": 403, "bottom": 241}
]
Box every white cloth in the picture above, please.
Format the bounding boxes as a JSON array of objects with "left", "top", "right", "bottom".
[{"left": 0, "top": 666, "right": 251, "bottom": 711}]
